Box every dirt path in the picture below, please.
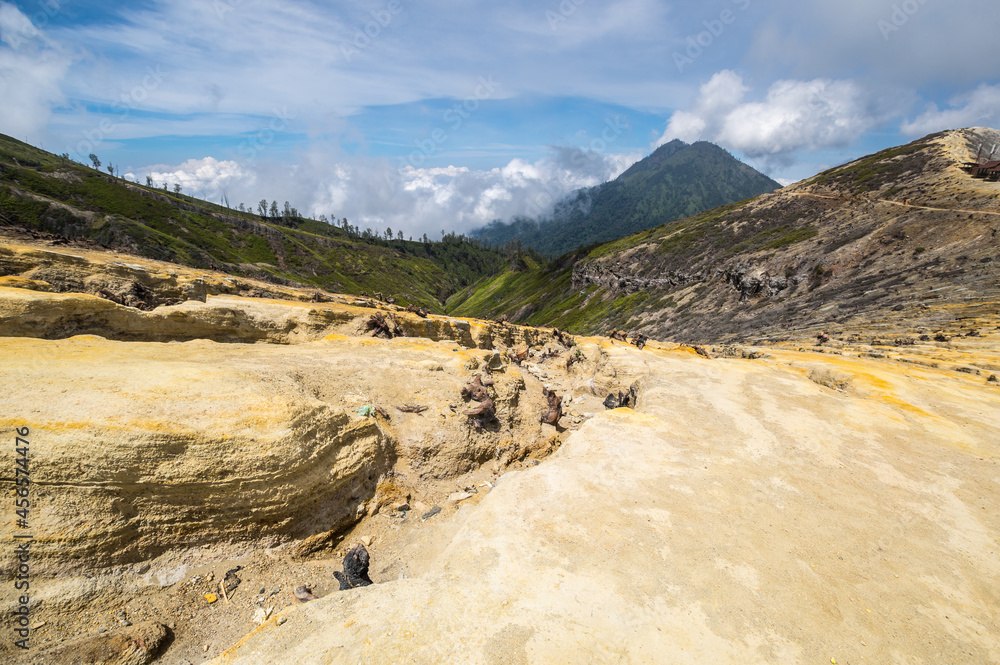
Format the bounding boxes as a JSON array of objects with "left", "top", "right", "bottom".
[{"left": 790, "top": 189, "right": 1000, "bottom": 217}]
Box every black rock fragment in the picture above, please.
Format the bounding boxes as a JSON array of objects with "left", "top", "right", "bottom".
[{"left": 334, "top": 544, "right": 374, "bottom": 590}]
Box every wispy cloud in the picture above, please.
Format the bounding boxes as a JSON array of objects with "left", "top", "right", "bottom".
[
  {"left": 0, "top": 2, "right": 73, "bottom": 141},
  {"left": 902, "top": 84, "right": 1000, "bottom": 137},
  {"left": 1, "top": 0, "right": 998, "bottom": 233}
]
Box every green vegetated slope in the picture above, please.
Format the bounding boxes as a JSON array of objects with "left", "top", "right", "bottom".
[
  {"left": 472, "top": 140, "right": 781, "bottom": 256},
  {"left": 0, "top": 134, "right": 506, "bottom": 309},
  {"left": 452, "top": 128, "right": 1000, "bottom": 342},
  {"left": 446, "top": 252, "right": 659, "bottom": 333}
]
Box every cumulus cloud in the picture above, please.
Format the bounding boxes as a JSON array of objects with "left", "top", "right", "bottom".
[
  {"left": 901, "top": 84, "right": 1000, "bottom": 137},
  {"left": 0, "top": 2, "right": 71, "bottom": 140},
  {"left": 656, "top": 70, "right": 887, "bottom": 170},
  {"left": 136, "top": 146, "right": 640, "bottom": 239},
  {"left": 141, "top": 157, "right": 253, "bottom": 196}
]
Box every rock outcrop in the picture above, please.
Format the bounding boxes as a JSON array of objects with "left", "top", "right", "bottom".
[
  {"left": 455, "top": 128, "right": 1000, "bottom": 344},
  {"left": 210, "top": 341, "right": 1000, "bottom": 665},
  {"left": 1, "top": 237, "right": 998, "bottom": 664}
]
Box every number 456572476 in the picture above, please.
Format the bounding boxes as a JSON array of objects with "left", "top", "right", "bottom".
[{"left": 15, "top": 427, "right": 30, "bottom": 522}]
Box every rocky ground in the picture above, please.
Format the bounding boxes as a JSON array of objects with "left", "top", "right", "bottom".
[
  {"left": 1, "top": 236, "right": 998, "bottom": 664},
  {"left": 0, "top": 235, "right": 639, "bottom": 664},
  {"left": 563, "top": 127, "right": 1000, "bottom": 343}
]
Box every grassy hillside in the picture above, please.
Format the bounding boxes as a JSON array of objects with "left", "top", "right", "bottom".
[
  {"left": 0, "top": 134, "right": 507, "bottom": 310},
  {"left": 451, "top": 129, "right": 1000, "bottom": 342},
  {"left": 447, "top": 252, "right": 664, "bottom": 333}
]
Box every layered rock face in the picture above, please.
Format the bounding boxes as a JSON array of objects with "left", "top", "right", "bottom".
[
  {"left": 0, "top": 327, "right": 565, "bottom": 579},
  {"left": 1, "top": 237, "right": 998, "bottom": 664},
  {"left": 0, "top": 238, "right": 585, "bottom": 663},
  {"left": 213, "top": 342, "right": 1000, "bottom": 665}
]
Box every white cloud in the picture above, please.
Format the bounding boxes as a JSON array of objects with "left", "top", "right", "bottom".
[
  {"left": 0, "top": 2, "right": 39, "bottom": 44},
  {"left": 136, "top": 146, "right": 641, "bottom": 239},
  {"left": 901, "top": 84, "right": 1000, "bottom": 137},
  {"left": 0, "top": 2, "right": 71, "bottom": 141},
  {"left": 143, "top": 157, "right": 252, "bottom": 195},
  {"left": 657, "top": 70, "right": 887, "bottom": 170}
]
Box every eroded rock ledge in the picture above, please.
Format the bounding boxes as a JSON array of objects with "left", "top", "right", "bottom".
[{"left": 2, "top": 238, "right": 998, "bottom": 665}]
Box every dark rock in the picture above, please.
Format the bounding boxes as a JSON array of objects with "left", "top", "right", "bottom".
[
  {"left": 541, "top": 387, "right": 562, "bottom": 425},
  {"left": 366, "top": 312, "right": 402, "bottom": 338},
  {"left": 335, "top": 544, "right": 374, "bottom": 590},
  {"left": 461, "top": 374, "right": 494, "bottom": 402},
  {"left": 604, "top": 383, "right": 639, "bottom": 410},
  {"left": 463, "top": 397, "right": 497, "bottom": 429}
]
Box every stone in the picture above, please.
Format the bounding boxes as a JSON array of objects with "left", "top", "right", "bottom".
[
  {"left": 448, "top": 492, "right": 472, "bottom": 503},
  {"left": 32, "top": 621, "right": 169, "bottom": 665},
  {"left": 334, "top": 545, "right": 373, "bottom": 590}
]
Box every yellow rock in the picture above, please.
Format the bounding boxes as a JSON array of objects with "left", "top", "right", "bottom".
[{"left": 204, "top": 594, "right": 217, "bottom": 604}]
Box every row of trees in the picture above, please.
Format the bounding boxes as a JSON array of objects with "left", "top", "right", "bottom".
[
  {"left": 80, "top": 154, "right": 484, "bottom": 248},
  {"left": 86, "top": 153, "right": 183, "bottom": 193},
  {"left": 255, "top": 199, "right": 301, "bottom": 222}
]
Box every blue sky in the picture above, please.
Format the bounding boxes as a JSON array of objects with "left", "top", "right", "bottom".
[{"left": 1, "top": 0, "right": 999, "bottom": 238}]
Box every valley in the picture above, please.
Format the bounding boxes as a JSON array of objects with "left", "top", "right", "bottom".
[{"left": 0, "top": 128, "right": 997, "bottom": 665}]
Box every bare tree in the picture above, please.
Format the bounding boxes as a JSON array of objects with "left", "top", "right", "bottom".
[
  {"left": 89, "top": 154, "right": 101, "bottom": 170},
  {"left": 146, "top": 175, "right": 153, "bottom": 186}
]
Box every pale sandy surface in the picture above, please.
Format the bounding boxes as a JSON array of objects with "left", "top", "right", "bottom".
[
  {"left": 0, "top": 237, "right": 997, "bottom": 664},
  {"left": 212, "top": 341, "right": 999, "bottom": 665}
]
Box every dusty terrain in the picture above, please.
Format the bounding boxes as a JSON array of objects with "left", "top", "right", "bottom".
[{"left": 1, "top": 237, "right": 998, "bottom": 664}]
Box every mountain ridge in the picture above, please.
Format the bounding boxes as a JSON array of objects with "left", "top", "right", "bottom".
[
  {"left": 472, "top": 139, "right": 781, "bottom": 255},
  {"left": 450, "top": 127, "right": 1000, "bottom": 343}
]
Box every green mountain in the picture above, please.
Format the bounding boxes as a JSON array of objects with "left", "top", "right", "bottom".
[
  {"left": 472, "top": 140, "right": 781, "bottom": 256},
  {"left": 449, "top": 128, "right": 1000, "bottom": 343},
  {"left": 0, "top": 133, "right": 510, "bottom": 310}
]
